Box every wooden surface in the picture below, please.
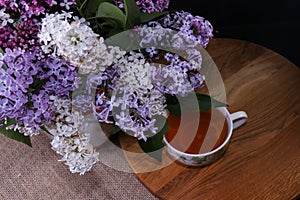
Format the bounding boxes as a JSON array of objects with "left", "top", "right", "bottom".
[{"left": 119, "top": 38, "right": 300, "bottom": 199}]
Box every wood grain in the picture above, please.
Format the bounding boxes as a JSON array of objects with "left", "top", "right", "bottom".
[{"left": 119, "top": 38, "right": 300, "bottom": 199}]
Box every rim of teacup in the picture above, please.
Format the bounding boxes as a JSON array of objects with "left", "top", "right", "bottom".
[{"left": 163, "top": 107, "right": 233, "bottom": 157}]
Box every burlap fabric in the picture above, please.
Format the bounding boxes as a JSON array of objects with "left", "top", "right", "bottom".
[{"left": 0, "top": 134, "right": 158, "bottom": 200}]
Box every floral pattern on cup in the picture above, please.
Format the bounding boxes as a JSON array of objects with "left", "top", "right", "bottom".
[{"left": 165, "top": 142, "right": 229, "bottom": 166}]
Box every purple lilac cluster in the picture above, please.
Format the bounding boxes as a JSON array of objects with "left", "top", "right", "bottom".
[
  {"left": 0, "top": 0, "right": 75, "bottom": 19},
  {"left": 113, "top": 0, "right": 169, "bottom": 13},
  {"left": 96, "top": 85, "right": 159, "bottom": 140},
  {"left": 0, "top": 19, "right": 41, "bottom": 51},
  {"left": 94, "top": 61, "right": 164, "bottom": 140},
  {"left": 94, "top": 65, "right": 120, "bottom": 123},
  {"left": 153, "top": 52, "right": 205, "bottom": 96},
  {"left": 0, "top": 48, "right": 77, "bottom": 131},
  {"left": 0, "top": 49, "right": 49, "bottom": 128},
  {"left": 113, "top": 86, "right": 158, "bottom": 140},
  {"left": 136, "top": 0, "right": 169, "bottom": 13},
  {"left": 161, "top": 11, "right": 213, "bottom": 47},
  {"left": 0, "top": 0, "right": 76, "bottom": 51},
  {"left": 42, "top": 56, "right": 77, "bottom": 97},
  {"left": 0, "top": 0, "right": 54, "bottom": 19}
]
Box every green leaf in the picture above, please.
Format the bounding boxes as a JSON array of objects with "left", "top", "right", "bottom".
[
  {"left": 101, "top": 19, "right": 124, "bottom": 37},
  {"left": 0, "top": 47, "right": 4, "bottom": 55},
  {"left": 124, "top": 0, "right": 141, "bottom": 28},
  {"left": 138, "top": 115, "right": 168, "bottom": 162},
  {"left": 109, "top": 125, "right": 121, "bottom": 135},
  {"left": 40, "top": 126, "right": 52, "bottom": 136},
  {"left": 4, "top": 118, "right": 17, "bottom": 126},
  {"left": 196, "top": 93, "right": 228, "bottom": 111},
  {"left": 96, "top": 2, "right": 126, "bottom": 27},
  {"left": 165, "top": 94, "right": 195, "bottom": 116},
  {"left": 80, "top": 0, "right": 109, "bottom": 17},
  {"left": 0, "top": 126, "right": 32, "bottom": 147},
  {"left": 140, "top": 11, "right": 168, "bottom": 23},
  {"left": 166, "top": 102, "right": 181, "bottom": 116},
  {"left": 166, "top": 93, "right": 228, "bottom": 116}
]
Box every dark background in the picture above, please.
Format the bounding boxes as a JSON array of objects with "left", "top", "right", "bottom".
[{"left": 169, "top": 0, "right": 300, "bottom": 67}]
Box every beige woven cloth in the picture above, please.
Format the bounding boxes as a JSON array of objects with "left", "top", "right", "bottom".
[{"left": 0, "top": 134, "right": 158, "bottom": 200}]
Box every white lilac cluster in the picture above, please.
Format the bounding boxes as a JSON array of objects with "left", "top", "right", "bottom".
[
  {"left": 138, "top": 21, "right": 174, "bottom": 48},
  {"left": 114, "top": 54, "right": 166, "bottom": 140},
  {"left": 117, "top": 52, "right": 154, "bottom": 91},
  {"left": 38, "top": 12, "right": 113, "bottom": 74},
  {"left": 49, "top": 97, "right": 99, "bottom": 175}
]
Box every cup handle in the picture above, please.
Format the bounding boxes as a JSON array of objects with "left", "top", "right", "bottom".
[{"left": 229, "top": 111, "right": 248, "bottom": 129}]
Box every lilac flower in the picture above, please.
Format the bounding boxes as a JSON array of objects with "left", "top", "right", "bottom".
[
  {"left": 136, "top": 0, "right": 169, "bottom": 13},
  {"left": 94, "top": 65, "right": 121, "bottom": 123},
  {"left": 113, "top": 0, "right": 169, "bottom": 13},
  {"left": 189, "top": 71, "right": 205, "bottom": 90},
  {"left": 32, "top": 91, "right": 49, "bottom": 112},
  {"left": 0, "top": 48, "right": 77, "bottom": 135},
  {"left": 94, "top": 52, "right": 166, "bottom": 140},
  {"left": 0, "top": 50, "right": 33, "bottom": 121},
  {"left": 43, "top": 56, "right": 77, "bottom": 97},
  {"left": 10, "top": 19, "right": 41, "bottom": 51},
  {"left": 153, "top": 63, "right": 193, "bottom": 96},
  {"left": 0, "top": 71, "right": 28, "bottom": 120},
  {"left": 161, "top": 11, "right": 213, "bottom": 47},
  {"left": 96, "top": 65, "right": 120, "bottom": 92},
  {"left": 145, "top": 47, "right": 159, "bottom": 58},
  {"left": 138, "top": 21, "right": 174, "bottom": 48},
  {"left": 2, "top": 49, "right": 39, "bottom": 87},
  {"left": 0, "top": 0, "right": 77, "bottom": 51},
  {"left": 0, "top": 49, "right": 51, "bottom": 129},
  {"left": 39, "top": 13, "right": 113, "bottom": 74},
  {"left": 0, "top": 18, "right": 41, "bottom": 51},
  {"left": 49, "top": 97, "right": 99, "bottom": 175},
  {"left": 152, "top": 52, "right": 205, "bottom": 96},
  {"left": 59, "top": 0, "right": 76, "bottom": 10},
  {"left": 94, "top": 93, "right": 115, "bottom": 124},
  {"left": 112, "top": 86, "right": 159, "bottom": 141},
  {"left": 72, "top": 93, "right": 93, "bottom": 114},
  {"left": 0, "top": 0, "right": 19, "bottom": 12},
  {"left": 0, "top": 8, "right": 13, "bottom": 28},
  {"left": 0, "top": 0, "right": 55, "bottom": 19}
]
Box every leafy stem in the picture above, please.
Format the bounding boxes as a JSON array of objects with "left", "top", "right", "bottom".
[{"left": 77, "top": 0, "right": 89, "bottom": 16}]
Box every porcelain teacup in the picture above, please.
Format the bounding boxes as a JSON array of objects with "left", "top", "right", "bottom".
[{"left": 163, "top": 107, "right": 248, "bottom": 166}]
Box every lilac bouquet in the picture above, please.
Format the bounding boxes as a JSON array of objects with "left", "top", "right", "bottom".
[{"left": 0, "top": 0, "right": 225, "bottom": 175}]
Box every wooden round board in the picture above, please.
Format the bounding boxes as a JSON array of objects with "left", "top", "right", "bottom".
[{"left": 119, "top": 38, "right": 300, "bottom": 199}]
